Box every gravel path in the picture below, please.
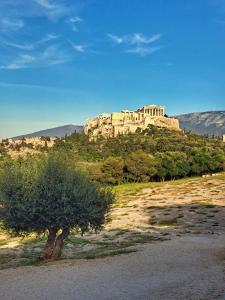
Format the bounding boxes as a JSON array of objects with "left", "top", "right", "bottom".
[{"left": 0, "top": 234, "right": 225, "bottom": 300}]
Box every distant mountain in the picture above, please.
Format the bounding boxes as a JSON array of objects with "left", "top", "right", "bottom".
[
  {"left": 11, "top": 111, "right": 225, "bottom": 140},
  {"left": 13, "top": 125, "right": 83, "bottom": 139},
  {"left": 176, "top": 111, "right": 225, "bottom": 136}
]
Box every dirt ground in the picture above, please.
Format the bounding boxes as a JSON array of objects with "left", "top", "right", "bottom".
[
  {"left": 0, "top": 234, "right": 225, "bottom": 300},
  {"left": 0, "top": 174, "right": 225, "bottom": 299}
]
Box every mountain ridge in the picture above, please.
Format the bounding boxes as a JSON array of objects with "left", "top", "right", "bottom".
[
  {"left": 12, "top": 124, "right": 83, "bottom": 139},
  {"left": 175, "top": 111, "right": 225, "bottom": 136},
  {"left": 11, "top": 111, "right": 225, "bottom": 139}
]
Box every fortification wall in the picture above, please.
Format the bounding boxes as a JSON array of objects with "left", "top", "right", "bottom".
[{"left": 84, "top": 105, "right": 180, "bottom": 140}]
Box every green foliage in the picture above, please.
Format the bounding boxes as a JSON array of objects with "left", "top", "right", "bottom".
[
  {"left": 0, "top": 153, "right": 114, "bottom": 259},
  {"left": 101, "top": 156, "right": 124, "bottom": 185},
  {"left": 125, "top": 150, "right": 156, "bottom": 182},
  {"left": 51, "top": 127, "right": 225, "bottom": 184},
  {"left": 0, "top": 153, "right": 114, "bottom": 236},
  {"left": 155, "top": 152, "right": 190, "bottom": 181}
]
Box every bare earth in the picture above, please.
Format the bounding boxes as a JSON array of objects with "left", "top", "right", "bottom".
[
  {"left": 0, "top": 234, "right": 225, "bottom": 300},
  {"left": 0, "top": 175, "right": 225, "bottom": 299}
]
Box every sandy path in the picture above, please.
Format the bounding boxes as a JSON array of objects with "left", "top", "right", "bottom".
[{"left": 0, "top": 234, "right": 225, "bottom": 300}]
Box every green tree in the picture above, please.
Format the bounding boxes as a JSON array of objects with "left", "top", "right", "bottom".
[
  {"left": 167, "top": 152, "right": 190, "bottom": 179},
  {"left": 190, "top": 148, "right": 225, "bottom": 175},
  {"left": 0, "top": 154, "right": 114, "bottom": 260},
  {"left": 190, "top": 148, "right": 211, "bottom": 175},
  {"left": 155, "top": 151, "right": 190, "bottom": 181},
  {"left": 155, "top": 152, "right": 171, "bottom": 181},
  {"left": 125, "top": 150, "right": 156, "bottom": 182},
  {"left": 101, "top": 156, "right": 124, "bottom": 185}
]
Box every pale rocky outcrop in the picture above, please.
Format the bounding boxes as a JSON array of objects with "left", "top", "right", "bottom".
[{"left": 84, "top": 104, "right": 180, "bottom": 140}]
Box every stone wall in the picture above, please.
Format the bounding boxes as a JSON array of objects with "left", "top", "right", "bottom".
[{"left": 84, "top": 104, "right": 180, "bottom": 140}]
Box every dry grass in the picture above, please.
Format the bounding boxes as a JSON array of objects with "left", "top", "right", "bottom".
[{"left": 0, "top": 172, "right": 225, "bottom": 269}]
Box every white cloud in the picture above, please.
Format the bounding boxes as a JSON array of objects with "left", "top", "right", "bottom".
[
  {"left": 0, "top": 18, "right": 24, "bottom": 31},
  {"left": 107, "top": 32, "right": 161, "bottom": 46},
  {"left": 0, "top": 43, "right": 69, "bottom": 70},
  {"left": 1, "top": 41, "right": 34, "bottom": 50},
  {"left": 35, "top": 0, "right": 55, "bottom": 9},
  {"left": 0, "top": 54, "right": 36, "bottom": 70},
  {"left": 72, "top": 44, "right": 85, "bottom": 53},
  {"left": 125, "top": 46, "right": 162, "bottom": 57},
  {"left": 107, "top": 32, "right": 162, "bottom": 56},
  {"left": 0, "top": 0, "right": 80, "bottom": 22},
  {"left": 41, "top": 44, "right": 68, "bottom": 64},
  {"left": 69, "top": 16, "right": 82, "bottom": 23},
  {"left": 130, "top": 33, "right": 161, "bottom": 45},
  {"left": 67, "top": 16, "right": 82, "bottom": 32},
  {"left": 37, "top": 34, "right": 60, "bottom": 44},
  {"left": 34, "top": 0, "right": 70, "bottom": 20},
  {"left": 107, "top": 33, "right": 124, "bottom": 44},
  {"left": 1, "top": 34, "right": 60, "bottom": 51}
]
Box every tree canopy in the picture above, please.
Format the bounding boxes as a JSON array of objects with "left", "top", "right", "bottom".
[
  {"left": 0, "top": 153, "right": 114, "bottom": 260},
  {"left": 50, "top": 127, "right": 225, "bottom": 184}
]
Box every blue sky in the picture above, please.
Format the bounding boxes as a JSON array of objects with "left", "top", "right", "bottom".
[{"left": 0, "top": 0, "right": 225, "bottom": 138}]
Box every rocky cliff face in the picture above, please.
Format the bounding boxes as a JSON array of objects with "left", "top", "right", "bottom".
[
  {"left": 176, "top": 111, "right": 225, "bottom": 136},
  {"left": 85, "top": 115, "right": 180, "bottom": 140}
]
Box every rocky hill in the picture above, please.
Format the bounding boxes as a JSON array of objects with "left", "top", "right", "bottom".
[
  {"left": 13, "top": 124, "right": 83, "bottom": 139},
  {"left": 176, "top": 111, "right": 225, "bottom": 136}
]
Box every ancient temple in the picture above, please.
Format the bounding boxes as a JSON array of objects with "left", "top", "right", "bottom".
[{"left": 84, "top": 104, "right": 180, "bottom": 140}]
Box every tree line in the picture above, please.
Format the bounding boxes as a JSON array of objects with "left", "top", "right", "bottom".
[{"left": 53, "top": 126, "right": 225, "bottom": 184}]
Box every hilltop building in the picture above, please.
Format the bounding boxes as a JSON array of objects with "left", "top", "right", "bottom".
[{"left": 84, "top": 104, "right": 180, "bottom": 140}]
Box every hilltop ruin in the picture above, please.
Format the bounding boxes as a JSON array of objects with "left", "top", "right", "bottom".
[{"left": 84, "top": 104, "right": 180, "bottom": 139}]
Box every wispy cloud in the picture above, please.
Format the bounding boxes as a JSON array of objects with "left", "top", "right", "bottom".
[
  {"left": 37, "top": 33, "right": 59, "bottom": 44},
  {"left": 0, "top": 0, "right": 80, "bottom": 22},
  {"left": 107, "top": 33, "right": 124, "bottom": 44},
  {"left": 0, "top": 1, "right": 87, "bottom": 70},
  {"left": 34, "top": 0, "right": 71, "bottom": 21},
  {"left": 0, "top": 18, "right": 24, "bottom": 31},
  {"left": 1, "top": 41, "right": 34, "bottom": 51},
  {"left": 66, "top": 16, "right": 82, "bottom": 32},
  {"left": 72, "top": 44, "right": 85, "bottom": 53},
  {"left": 107, "top": 32, "right": 162, "bottom": 45},
  {"left": 0, "top": 34, "right": 60, "bottom": 51},
  {"left": 0, "top": 43, "right": 69, "bottom": 70},
  {"left": 41, "top": 44, "right": 69, "bottom": 65},
  {"left": 130, "top": 33, "right": 161, "bottom": 45},
  {"left": 35, "top": 0, "right": 55, "bottom": 9},
  {"left": 107, "top": 32, "right": 163, "bottom": 56},
  {"left": 125, "top": 46, "right": 162, "bottom": 57},
  {"left": 0, "top": 54, "right": 36, "bottom": 70}
]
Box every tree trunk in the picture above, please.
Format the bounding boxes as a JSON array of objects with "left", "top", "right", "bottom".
[
  {"left": 41, "top": 228, "right": 57, "bottom": 260},
  {"left": 51, "top": 228, "right": 70, "bottom": 260}
]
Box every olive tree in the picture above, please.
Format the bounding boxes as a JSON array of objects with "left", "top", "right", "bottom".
[{"left": 0, "top": 154, "right": 114, "bottom": 260}]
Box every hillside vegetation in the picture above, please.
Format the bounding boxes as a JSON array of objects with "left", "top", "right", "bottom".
[
  {"left": 1, "top": 125, "right": 224, "bottom": 184},
  {"left": 52, "top": 125, "right": 225, "bottom": 184}
]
